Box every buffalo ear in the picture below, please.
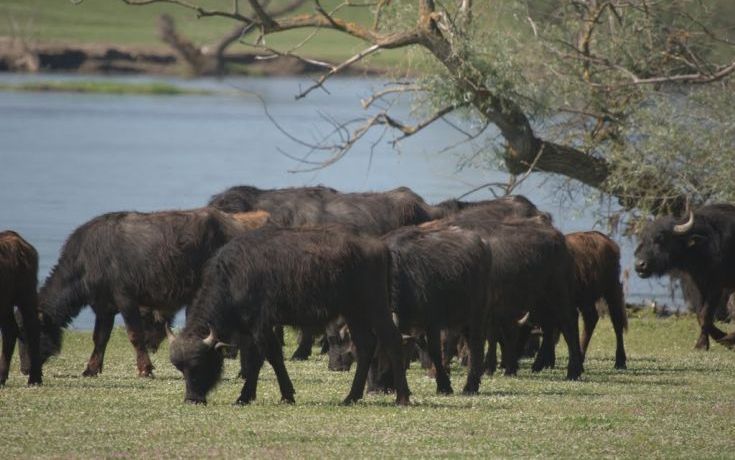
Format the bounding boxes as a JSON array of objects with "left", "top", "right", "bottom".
[{"left": 687, "top": 234, "right": 706, "bottom": 247}]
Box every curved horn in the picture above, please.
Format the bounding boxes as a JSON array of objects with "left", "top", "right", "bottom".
[
  {"left": 165, "top": 324, "right": 176, "bottom": 342},
  {"left": 517, "top": 312, "right": 530, "bottom": 327},
  {"left": 214, "top": 341, "right": 232, "bottom": 351},
  {"left": 392, "top": 312, "right": 399, "bottom": 327},
  {"left": 202, "top": 328, "right": 217, "bottom": 348},
  {"left": 673, "top": 210, "right": 694, "bottom": 234}
]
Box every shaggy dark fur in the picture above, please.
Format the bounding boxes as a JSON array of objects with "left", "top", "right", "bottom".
[
  {"left": 566, "top": 231, "right": 628, "bottom": 369},
  {"left": 37, "top": 208, "right": 269, "bottom": 377},
  {"left": 211, "top": 185, "right": 442, "bottom": 361},
  {"left": 0, "top": 231, "right": 41, "bottom": 386},
  {"left": 635, "top": 204, "right": 735, "bottom": 349},
  {"left": 372, "top": 225, "right": 492, "bottom": 395},
  {"left": 208, "top": 185, "right": 339, "bottom": 226},
  {"left": 433, "top": 195, "right": 552, "bottom": 222},
  {"left": 433, "top": 210, "right": 584, "bottom": 380},
  {"left": 168, "top": 226, "right": 410, "bottom": 406}
]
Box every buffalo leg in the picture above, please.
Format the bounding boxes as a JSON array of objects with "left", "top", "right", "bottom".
[
  {"left": 17, "top": 293, "right": 42, "bottom": 385},
  {"left": 462, "top": 325, "right": 486, "bottom": 394},
  {"left": 261, "top": 329, "right": 296, "bottom": 404},
  {"left": 500, "top": 319, "right": 520, "bottom": 376},
  {"left": 291, "top": 328, "right": 313, "bottom": 361},
  {"left": 82, "top": 309, "right": 115, "bottom": 377},
  {"left": 426, "top": 325, "right": 453, "bottom": 394},
  {"left": 371, "top": 314, "right": 410, "bottom": 406},
  {"left": 606, "top": 283, "right": 628, "bottom": 369},
  {"left": 340, "top": 321, "right": 377, "bottom": 405},
  {"left": 558, "top": 308, "right": 584, "bottom": 380},
  {"left": 696, "top": 292, "right": 726, "bottom": 350},
  {"left": 484, "top": 332, "right": 498, "bottom": 376},
  {"left": 0, "top": 308, "right": 18, "bottom": 386},
  {"left": 118, "top": 302, "right": 155, "bottom": 377},
  {"left": 579, "top": 303, "right": 599, "bottom": 358},
  {"left": 532, "top": 322, "right": 556, "bottom": 373},
  {"left": 236, "top": 342, "right": 265, "bottom": 405}
]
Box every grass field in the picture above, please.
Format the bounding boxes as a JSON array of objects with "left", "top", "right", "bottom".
[
  {"left": 0, "top": 0, "right": 406, "bottom": 67},
  {"left": 1, "top": 312, "right": 734, "bottom": 458}
]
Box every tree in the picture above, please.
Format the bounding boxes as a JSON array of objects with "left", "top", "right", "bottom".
[{"left": 121, "top": 0, "right": 735, "bottom": 222}]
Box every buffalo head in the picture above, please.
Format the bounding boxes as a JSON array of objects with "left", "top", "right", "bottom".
[
  {"left": 634, "top": 211, "right": 706, "bottom": 278},
  {"left": 169, "top": 328, "right": 229, "bottom": 404}
]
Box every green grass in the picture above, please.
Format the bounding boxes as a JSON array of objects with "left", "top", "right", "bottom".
[
  {"left": 0, "top": 0, "right": 406, "bottom": 67},
  {"left": 0, "top": 80, "right": 214, "bottom": 95},
  {"left": 1, "top": 313, "right": 734, "bottom": 458}
]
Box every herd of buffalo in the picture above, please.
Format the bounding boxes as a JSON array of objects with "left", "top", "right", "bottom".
[{"left": 1, "top": 185, "right": 733, "bottom": 406}]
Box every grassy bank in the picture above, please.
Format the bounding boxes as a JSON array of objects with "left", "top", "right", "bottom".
[
  {"left": 1, "top": 312, "right": 734, "bottom": 458},
  {"left": 0, "top": 0, "right": 405, "bottom": 68},
  {"left": 0, "top": 80, "right": 215, "bottom": 95}
]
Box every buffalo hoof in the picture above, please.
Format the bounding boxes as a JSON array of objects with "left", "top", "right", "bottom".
[
  {"left": 341, "top": 396, "right": 361, "bottom": 406},
  {"left": 461, "top": 387, "right": 478, "bottom": 395},
  {"left": 694, "top": 336, "right": 710, "bottom": 351},
  {"left": 27, "top": 375, "right": 42, "bottom": 386},
  {"left": 281, "top": 395, "right": 296, "bottom": 405},
  {"left": 437, "top": 386, "right": 454, "bottom": 395},
  {"left": 395, "top": 396, "right": 410, "bottom": 406},
  {"left": 138, "top": 371, "right": 155, "bottom": 379},
  {"left": 234, "top": 398, "right": 252, "bottom": 406},
  {"left": 0, "top": 379, "right": 6, "bottom": 387},
  {"left": 615, "top": 361, "right": 627, "bottom": 370},
  {"left": 185, "top": 398, "right": 207, "bottom": 405},
  {"left": 82, "top": 367, "right": 100, "bottom": 377}
]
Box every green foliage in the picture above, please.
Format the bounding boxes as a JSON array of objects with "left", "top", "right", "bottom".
[{"left": 1, "top": 315, "right": 734, "bottom": 458}]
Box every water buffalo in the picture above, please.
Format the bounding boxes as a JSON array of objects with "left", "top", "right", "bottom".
[
  {"left": 435, "top": 210, "right": 584, "bottom": 380},
  {"left": 565, "top": 231, "right": 627, "bottom": 369},
  {"left": 373, "top": 225, "right": 492, "bottom": 394},
  {"left": 37, "top": 208, "right": 269, "bottom": 377},
  {"left": 434, "top": 195, "right": 552, "bottom": 222},
  {"left": 210, "top": 185, "right": 441, "bottom": 361},
  {"left": 635, "top": 204, "right": 735, "bottom": 349},
  {"left": 168, "top": 226, "right": 410, "bottom": 406},
  {"left": 0, "top": 231, "right": 42, "bottom": 386},
  {"left": 208, "top": 185, "right": 339, "bottom": 226}
]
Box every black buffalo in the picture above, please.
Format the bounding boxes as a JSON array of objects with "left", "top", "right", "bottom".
[
  {"left": 0, "top": 231, "right": 42, "bottom": 386},
  {"left": 168, "top": 226, "right": 411, "bottom": 406},
  {"left": 435, "top": 209, "right": 584, "bottom": 380},
  {"left": 434, "top": 195, "right": 552, "bottom": 222},
  {"left": 36, "top": 208, "right": 269, "bottom": 377},
  {"left": 635, "top": 204, "right": 735, "bottom": 349},
  {"left": 372, "top": 225, "right": 492, "bottom": 394},
  {"left": 210, "top": 185, "right": 441, "bottom": 361},
  {"left": 208, "top": 185, "right": 339, "bottom": 226}
]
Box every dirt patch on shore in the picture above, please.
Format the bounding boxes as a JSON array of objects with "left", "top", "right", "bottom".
[{"left": 0, "top": 38, "right": 382, "bottom": 77}]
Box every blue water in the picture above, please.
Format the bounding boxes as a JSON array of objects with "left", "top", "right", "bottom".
[{"left": 0, "top": 74, "right": 678, "bottom": 329}]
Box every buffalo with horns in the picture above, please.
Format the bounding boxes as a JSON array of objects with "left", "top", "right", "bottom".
[
  {"left": 635, "top": 204, "right": 735, "bottom": 349},
  {"left": 168, "top": 225, "right": 410, "bottom": 406},
  {"left": 0, "top": 231, "right": 42, "bottom": 386},
  {"left": 36, "top": 208, "right": 269, "bottom": 377}
]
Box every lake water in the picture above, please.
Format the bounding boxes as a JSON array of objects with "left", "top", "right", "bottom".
[{"left": 0, "top": 74, "right": 679, "bottom": 329}]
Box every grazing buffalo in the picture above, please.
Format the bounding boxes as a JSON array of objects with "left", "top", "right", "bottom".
[
  {"left": 208, "top": 185, "right": 339, "bottom": 226},
  {"left": 368, "top": 225, "right": 492, "bottom": 394},
  {"left": 434, "top": 210, "right": 584, "bottom": 380},
  {"left": 168, "top": 226, "right": 410, "bottom": 406},
  {"left": 0, "top": 231, "right": 42, "bottom": 386},
  {"left": 635, "top": 204, "right": 735, "bottom": 349},
  {"left": 211, "top": 185, "right": 441, "bottom": 361},
  {"left": 565, "top": 231, "right": 628, "bottom": 369},
  {"left": 37, "top": 208, "right": 269, "bottom": 377}
]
